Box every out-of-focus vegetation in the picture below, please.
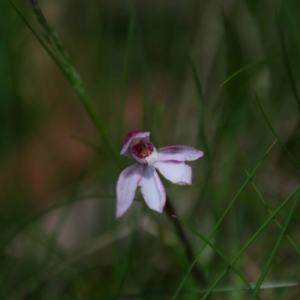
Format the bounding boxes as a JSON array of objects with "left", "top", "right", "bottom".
[{"left": 0, "top": 0, "right": 300, "bottom": 299}]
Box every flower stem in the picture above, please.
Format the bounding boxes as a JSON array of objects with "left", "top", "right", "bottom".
[{"left": 164, "top": 195, "right": 208, "bottom": 287}]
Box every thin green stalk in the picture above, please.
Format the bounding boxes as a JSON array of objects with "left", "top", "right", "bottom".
[
  {"left": 246, "top": 171, "right": 300, "bottom": 256},
  {"left": 220, "top": 59, "right": 269, "bottom": 87},
  {"left": 279, "top": 8, "right": 300, "bottom": 111},
  {"left": 175, "top": 216, "right": 254, "bottom": 292},
  {"left": 8, "top": 0, "right": 120, "bottom": 163},
  {"left": 172, "top": 140, "right": 276, "bottom": 300},
  {"left": 201, "top": 186, "right": 300, "bottom": 300},
  {"left": 254, "top": 91, "right": 300, "bottom": 169},
  {"left": 250, "top": 192, "right": 300, "bottom": 299},
  {"left": 6, "top": 0, "right": 63, "bottom": 77},
  {"left": 87, "top": 281, "right": 300, "bottom": 299},
  {"left": 164, "top": 196, "right": 208, "bottom": 287},
  {"left": 282, "top": 0, "right": 300, "bottom": 50}
]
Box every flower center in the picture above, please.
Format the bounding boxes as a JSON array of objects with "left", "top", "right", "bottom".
[{"left": 132, "top": 140, "right": 154, "bottom": 159}]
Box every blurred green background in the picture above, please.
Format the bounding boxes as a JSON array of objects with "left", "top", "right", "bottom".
[{"left": 0, "top": 0, "right": 300, "bottom": 299}]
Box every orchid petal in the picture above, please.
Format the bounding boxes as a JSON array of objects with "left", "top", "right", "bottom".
[
  {"left": 120, "top": 131, "right": 150, "bottom": 158},
  {"left": 154, "top": 161, "right": 192, "bottom": 185},
  {"left": 116, "top": 164, "right": 144, "bottom": 218},
  {"left": 157, "top": 145, "right": 204, "bottom": 162},
  {"left": 139, "top": 166, "right": 166, "bottom": 213}
]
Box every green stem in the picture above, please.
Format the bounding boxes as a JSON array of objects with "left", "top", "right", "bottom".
[
  {"left": 19, "top": 0, "right": 120, "bottom": 163},
  {"left": 164, "top": 195, "right": 208, "bottom": 287}
]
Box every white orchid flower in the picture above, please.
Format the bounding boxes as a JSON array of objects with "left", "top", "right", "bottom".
[{"left": 116, "top": 131, "right": 204, "bottom": 218}]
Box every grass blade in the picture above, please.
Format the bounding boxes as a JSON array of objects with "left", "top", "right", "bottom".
[
  {"left": 174, "top": 216, "right": 255, "bottom": 292},
  {"left": 172, "top": 141, "right": 276, "bottom": 299},
  {"left": 8, "top": 0, "right": 120, "bottom": 163},
  {"left": 254, "top": 91, "right": 300, "bottom": 169},
  {"left": 279, "top": 13, "right": 300, "bottom": 111},
  {"left": 250, "top": 192, "right": 300, "bottom": 299},
  {"left": 220, "top": 59, "right": 268, "bottom": 87},
  {"left": 202, "top": 185, "right": 300, "bottom": 299},
  {"left": 246, "top": 171, "right": 300, "bottom": 256}
]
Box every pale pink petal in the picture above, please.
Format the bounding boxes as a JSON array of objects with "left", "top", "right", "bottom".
[
  {"left": 139, "top": 166, "right": 166, "bottom": 213},
  {"left": 120, "top": 131, "right": 150, "bottom": 158},
  {"left": 154, "top": 161, "right": 192, "bottom": 185},
  {"left": 116, "top": 164, "right": 145, "bottom": 218},
  {"left": 157, "top": 145, "right": 204, "bottom": 162}
]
